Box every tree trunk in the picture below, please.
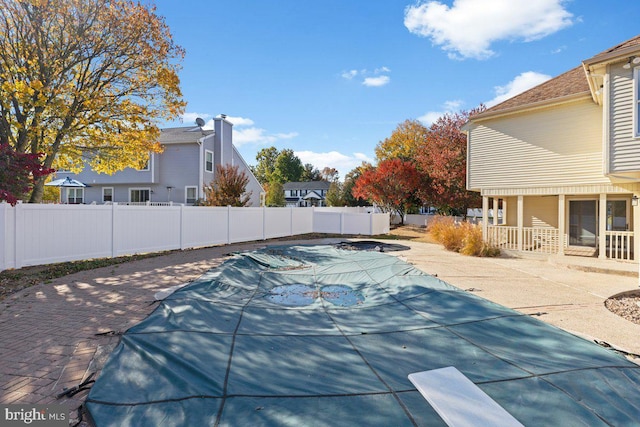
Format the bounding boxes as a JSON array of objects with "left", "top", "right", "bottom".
[{"left": 29, "top": 176, "right": 46, "bottom": 203}]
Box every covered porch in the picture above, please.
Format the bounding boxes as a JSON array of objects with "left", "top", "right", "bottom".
[{"left": 482, "top": 188, "right": 639, "bottom": 261}]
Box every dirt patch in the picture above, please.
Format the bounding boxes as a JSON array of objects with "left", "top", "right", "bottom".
[{"left": 605, "top": 291, "right": 640, "bottom": 326}]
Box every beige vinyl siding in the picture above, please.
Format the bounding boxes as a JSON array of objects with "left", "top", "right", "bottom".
[
  {"left": 502, "top": 196, "right": 558, "bottom": 227},
  {"left": 524, "top": 196, "right": 558, "bottom": 227},
  {"left": 468, "top": 99, "right": 606, "bottom": 190},
  {"left": 505, "top": 196, "right": 517, "bottom": 226},
  {"left": 609, "top": 63, "right": 640, "bottom": 172}
]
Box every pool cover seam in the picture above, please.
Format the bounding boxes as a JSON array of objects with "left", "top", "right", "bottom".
[
  {"left": 86, "top": 389, "right": 425, "bottom": 407},
  {"left": 126, "top": 312, "right": 530, "bottom": 337},
  {"left": 212, "top": 268, "right": 265, "bottom": 427},
  {"left": 86, "top": 363, "right": 640, "bottom": 408},
  {"left": 317, "top": 266, "right": 420, "bottom": 427}
]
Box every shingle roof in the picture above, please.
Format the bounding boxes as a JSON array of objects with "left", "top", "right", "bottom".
[
  {"left": 159, "top": 127, "right": 214, "bottom": 144},
  {"left": 476, "top": 66, "right": 590, "bottom": 117},
  {"left": 585, "top": 34, "right": 640, "bottom": 63}
]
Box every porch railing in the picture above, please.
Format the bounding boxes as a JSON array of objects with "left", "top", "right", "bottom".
[
  {"left": 604, "top": 231, "right": 633, "bottom": 260},
  {"left": 488, "top": 226, "right": 635, "bottom": 260},
  {"left": 487, "top": 225, "right": 559, "bottom": 255}
]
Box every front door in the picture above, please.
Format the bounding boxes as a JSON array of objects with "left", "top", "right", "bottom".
[{"left": 569, "top": 200, "right": 597, "bottom": 247}]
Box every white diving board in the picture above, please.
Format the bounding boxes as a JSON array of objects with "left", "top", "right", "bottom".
[{"left": 408, "top": 367, "right": 524, "bottom": 427}]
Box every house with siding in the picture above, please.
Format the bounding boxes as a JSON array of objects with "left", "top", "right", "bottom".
[
  {"left": 283, "top": 181, "right": 331, "bottom": 207},
  {"left": 465, "top": 35, "right": 640, "bottom": 260},
  {"left": 55, "top": 117, "right": 264, "bottom": 206}
]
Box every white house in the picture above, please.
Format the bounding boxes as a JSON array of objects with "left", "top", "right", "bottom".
[{"left": 283, "top": 181, "right": 331, "bottom": 207}]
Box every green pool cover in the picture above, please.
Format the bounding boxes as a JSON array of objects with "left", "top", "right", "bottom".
[{"left": 85, "top": 245, "right": 640, "bottom": 426}]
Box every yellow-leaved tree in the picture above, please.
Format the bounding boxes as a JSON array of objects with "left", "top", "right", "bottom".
[
  {"left": 0, "top": 0, "right": 185, "bottom": 202},
  {"left": 374, "top": 119, "right": 428, "bottom": 162}
]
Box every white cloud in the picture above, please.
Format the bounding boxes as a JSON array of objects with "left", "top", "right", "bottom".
[
  {"left": 223, "top": 116, "right": 255, "bottom": 127},
  {"left": 233, "top": 127, "right": 299, "bottom": 147},
  {"left": 404, "top": 0, "right": 574, "bottom": 60},
  {"left": 342, "top": 67, "right": 391, "bottom": 87},
  {"left": 274, "top": 132, "right": 298, "bottom": 140},
  {"left": 295, "top": 150, "right": 374, "bottom": 179},
  {"left": 182, "top": 112, "right": 211, "bottom": 125},
  {"left": 363, "top": 75, "right": 390, "bottom": 87},
  {"left": 486, "top": 71, "right": 551, "bottom": 107},
  {"left": 342, "top": 69, "right": 358, "bottom": 79},
  {"left": 417, "top": 111, "right": 444, "bottom": 126},
  {"left": 418, "top": 99, "right": 464, "bottom": 125},
  {"left": 443, "top": 100, "right": 463, "bottom": 111}
]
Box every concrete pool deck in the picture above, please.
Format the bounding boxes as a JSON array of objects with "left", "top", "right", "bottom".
[{"left": 0, "top": 237, "right": 638, "bottom": 423}]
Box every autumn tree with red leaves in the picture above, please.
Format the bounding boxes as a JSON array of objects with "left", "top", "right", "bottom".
[
  {"left": 0, "top": 144, "right": 52, "bottom": 205},
  {"left": 352, "top": 158, "right": 421, "bottom": 224},
  {"left": 201, "top": 165, "right": 252, "bottom": 207},
  {"left": 415, "top": 107, "right": 485, "bottom": 215}
]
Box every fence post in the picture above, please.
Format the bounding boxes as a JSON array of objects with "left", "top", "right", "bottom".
[
  {"left": 263, "top": 206, "right": 267, "bottom": 240},
  {"left": 111, "top": 202, "right": 118, "bottom": 258},
  {"left": 227, "top": 205, "right": 231, "bottom": 244},
  {"left": 179, "top": 204, "right": 185, "bottom": 250},
  {"left": 340, "top": 212, "right": 345, "bottom": 235},
  {"left": 290, "top": 206, "right": 294, "bottom": 236},
  {"left": 14, "top": 202, "right": 23, "bottom": 269},
  {"left": 370, "top": 212, "right": 374, "bottom": 236},
  {"left": 0, "top": 203, "right": 6, "bottom": 271}
]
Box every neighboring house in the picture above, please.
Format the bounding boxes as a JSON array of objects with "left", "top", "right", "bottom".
[
  {"left": 56, "top": 117, "right": 264, "bottom": 206},
  {"left": 283, "top": 181, "right": 331, "bottom": 207},
  {"left": 465, "top": 35, "right": 640, "bottom": 260}
]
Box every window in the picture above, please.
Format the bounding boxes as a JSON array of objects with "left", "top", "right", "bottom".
[
  {"left": 205, "top": 150, "right": 214, "bottom": 172},
  {"left": 291, "top": 190, "right": 298, "bottom": 196},
  {"left": 185, "top": 186, "right": 197, "bottom": 204},
  {"left": 67, "top": 188, "right": 84, "bottom": 204},
  {"left": 102, "top": 187, "right": 113, "bottom": 202},
  {"left": 606, "top": 200, "right": 628, "bottom": 231},
  {"left": 130, "top": 188, "right": 150, "bottom": 202}
]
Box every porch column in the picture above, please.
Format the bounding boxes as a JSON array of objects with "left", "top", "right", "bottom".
[
  {"left": 557, "top": 195, "right": 565, "bottom": 255},
  {"left": 599, "top": 193, "right": 607, "bottom": 259},
  {"left": 492, "top": 198, "right": 499, "bottom": 226},
  {"left": 517, "top": 195, "right": 524, "bottom": 251},
  {"left": 482, "top": 196, "right": 489, "bottom": 240},
  {"left": 502, "top": 199, "right": 507, "bottom": 225},
  {"left": 634, "top": 194, "right": 640, "bottom": 265}
]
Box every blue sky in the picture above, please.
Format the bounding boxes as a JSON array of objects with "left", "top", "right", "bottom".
[{"left": 155, "top": 0, "right": 640, "bottom": 179}]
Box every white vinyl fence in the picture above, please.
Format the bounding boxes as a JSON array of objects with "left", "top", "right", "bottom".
[{"left": 0, "top": 203, "right": 389, "bottom": 272}]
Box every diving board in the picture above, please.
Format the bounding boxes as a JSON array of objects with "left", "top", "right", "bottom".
[{"left": 408, "top": 367, "right": 524, "bottom": 427}]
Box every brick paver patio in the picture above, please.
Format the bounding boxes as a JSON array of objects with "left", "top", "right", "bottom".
[{"left": 0, "top": 242, "right": 262, "bottom": 422}]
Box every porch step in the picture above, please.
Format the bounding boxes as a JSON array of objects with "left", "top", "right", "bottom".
[{"left": 564, "top": 247, "right": 597, "bottom": 257}]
